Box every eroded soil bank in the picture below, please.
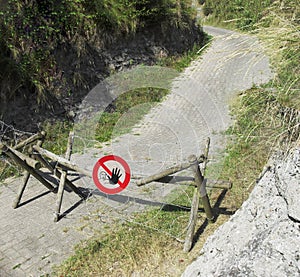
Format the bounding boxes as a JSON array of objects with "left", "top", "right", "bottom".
[{"left": 1, "top": 23, "right": 205, "bottom": 133}]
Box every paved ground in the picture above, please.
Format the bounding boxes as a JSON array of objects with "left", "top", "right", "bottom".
[{"left": 0, "top": 26, "right": 273, "bottom": 277}]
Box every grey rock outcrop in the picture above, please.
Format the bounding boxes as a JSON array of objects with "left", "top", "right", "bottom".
[{"left": 182, "top": 145, "right": 300, "bottom": 277}]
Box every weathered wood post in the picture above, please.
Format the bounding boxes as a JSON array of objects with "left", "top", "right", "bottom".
[
  {"left": 12, "top": 172, "right": 30, "bottom": 209},
  {"left": 183, "top": 139, "right": 214, "bottom": 252},
  {"left": 183, "top": 155, "right": 203, "bottom": 252},
  {"left": 54, "top": 131, "right": 74, "bottom": 222},
  {"left": 199, "top": 138, "right": 214, "bottom": 223}
]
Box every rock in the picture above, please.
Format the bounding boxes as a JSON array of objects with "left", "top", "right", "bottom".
[
  {"left": 182, "top": 146, "right": 300, "bottom": 277},
  {"left": 275, "top": 148, "right": 300, "bottom": 222}
]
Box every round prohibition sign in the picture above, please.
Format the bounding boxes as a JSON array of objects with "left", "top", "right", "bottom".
[{"left": 93, "top": 155, "right": 131, "bottom": 194}]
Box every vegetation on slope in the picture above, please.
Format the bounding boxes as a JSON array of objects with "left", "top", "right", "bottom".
[
  {"left": 202, "top": 0, "right": 274, "bottom": 30},
  {"left": 0, "top": 0, "right": 196, "bottom": 106}
]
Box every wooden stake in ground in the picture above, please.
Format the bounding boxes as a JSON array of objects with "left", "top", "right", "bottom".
[
  {"left": 54, "top": 131, "right": 74, "bottom": 222},
  {"left": 183, "top": 138, "right": 214, "bottom": 252}
]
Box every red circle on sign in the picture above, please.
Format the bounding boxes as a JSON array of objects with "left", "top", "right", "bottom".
[{"left": 93, "top": 155, "right": 131, "bottom": 194}]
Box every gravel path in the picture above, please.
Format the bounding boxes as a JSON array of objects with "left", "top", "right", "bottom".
[{"left": 0, "top": 26, "right": 273, "bottom": 277}]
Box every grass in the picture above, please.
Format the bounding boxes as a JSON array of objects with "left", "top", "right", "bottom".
[
  {"left": 3, "top": 1, "right": 300, "bottom": 275},
  {"left": 42, "top": 120, "right": 74, "bottom": 155},
  {"left": 0, "top": 158, "right": 21, "bottom": 181},
  {"left": 201, "top": 0, "right": 274, "bottom": 30},
  {"left": 53, "top": 185, "right": 231, "bottom": 277}
]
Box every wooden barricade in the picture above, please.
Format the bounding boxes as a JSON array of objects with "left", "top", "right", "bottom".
[
  {"left": 0, "top": 131, "right": 89, "bottom": 222},
  {"left": 1, "top": 132, "right": 231, "bottom": 233},
  {"left": 135, "top": 137, "right": 232, "bottom": 252}
]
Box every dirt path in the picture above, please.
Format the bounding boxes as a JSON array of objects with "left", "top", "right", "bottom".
[{"left": 0, "top": 26, "right": 273, "bottom": 277}]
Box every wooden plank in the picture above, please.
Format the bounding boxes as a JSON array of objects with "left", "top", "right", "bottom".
[
  {"left": 33, "top": 145, "right": 92, "bottom": 178},
  {"left": 13, "top": 131, "right": 46, "bottom": 150},
  {"left": 136, "top": 155, "right": 205, "bottom": 186}
]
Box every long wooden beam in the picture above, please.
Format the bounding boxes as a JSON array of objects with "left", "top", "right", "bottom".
[
  {"left": 135, "top": 155, "right": 205, "bottom": 186},
  {"left": 0, "top": 142, "right": 41, "bottom": 169},
  {"left": 13, "top": 131, "right": 46, "bottom": 151},
  {"left": 32, "top": 145, "right": 92, "bottom": 178}
]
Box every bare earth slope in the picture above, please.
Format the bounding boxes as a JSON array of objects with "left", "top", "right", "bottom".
[{"left": 0, "top": 26, "right": 273, "bottom": 276}]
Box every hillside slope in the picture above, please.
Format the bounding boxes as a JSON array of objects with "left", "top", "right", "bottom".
[{"left": 0, "top": 0, "right": 204, "bottom": 131}]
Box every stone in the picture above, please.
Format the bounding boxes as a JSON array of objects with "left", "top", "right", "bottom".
[{"left": 275, "top": 149, "right": 300, "bottom": 222}]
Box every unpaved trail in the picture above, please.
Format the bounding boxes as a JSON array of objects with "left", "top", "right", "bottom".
[{"left": 0, "top": 26, "right": 273, "bottom": 277}]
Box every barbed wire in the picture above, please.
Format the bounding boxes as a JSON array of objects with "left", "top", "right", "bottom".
[{"left": 0, "top": 120, "right": 35, "bottom": 144}]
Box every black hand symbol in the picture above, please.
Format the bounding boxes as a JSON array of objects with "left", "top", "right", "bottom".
[{"left": 108, "top": 168, "right": 122, "bottom": 185}]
